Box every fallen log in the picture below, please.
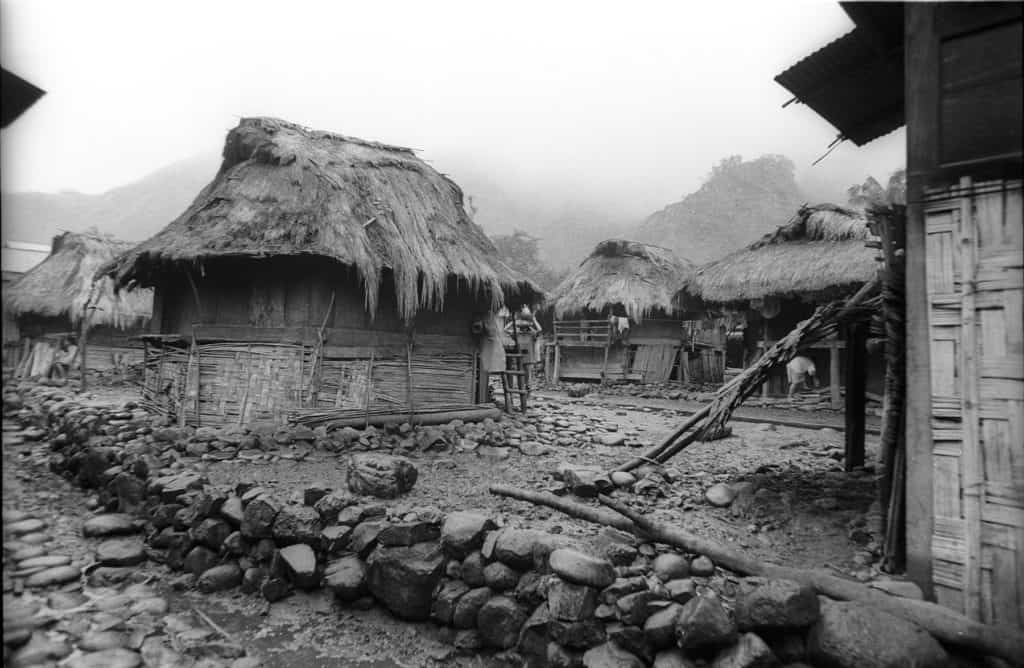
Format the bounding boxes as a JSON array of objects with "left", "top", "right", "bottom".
[{"left": 488, "top": 484, "right": 1024, "bottom": 664}]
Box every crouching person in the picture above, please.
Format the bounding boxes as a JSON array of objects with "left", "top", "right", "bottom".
[{"left": 786, "top": 354, "right": 817, "bottom": 400}]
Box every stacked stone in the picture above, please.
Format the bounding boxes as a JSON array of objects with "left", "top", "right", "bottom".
[{"left": 4, "top": 381, "right": 953, "bottom": 668}]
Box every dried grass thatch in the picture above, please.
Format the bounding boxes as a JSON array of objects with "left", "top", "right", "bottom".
[
  {"left": 690, "top": 204, "right": 877, "bottom": 304},
  {"left": 549, "top": 239, "right": 695, "bottom": 321},
  {"left": 102, "top": 117, "right": 541, "bottom": 320},
  {"left": 6, "top": 231, "right": 153, "bottom": 329}
]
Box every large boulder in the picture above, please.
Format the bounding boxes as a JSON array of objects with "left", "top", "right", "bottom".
[
  {"left": 240, "top": 496, "right": 279, "bottom": 539},
  {"left": 549, "top": 548, "right": 616, "bottom": 588},
  {"left": 431, "top": 580, "right": 470, "bottom": 625},
  {"left": 197, "top": 563, "right": 243, "bottom": 593},
  {"left": 312, "top": 491, "right": 355, "bottom": 524},
  {"left": 652, "top": 554, "right": 690, "bottom": 582},
  {"left": 366, "top": 542, "right": 445, "bottom": 620},
  {"left": 453, "top": 587, "right": 492, "bottom": 629},
  {"left": 441, "top": 511, "right": 495, "bottom": 558},
  {"left": 675, "top": 595, "right": 738, "bottom": 651},
  {"left": 806, "top": 601, "right": 948, "bottom": 668},
  {"left": 477, "top": 596, "right": 528, "bottom": 649},
  {"left": 711, "top": 632, "right": 777, "bottom": 668},
  {"left": 582, "top": 642, "right": 645, "bottom": 668},
  {"left": 643, "top": 602, "right": 684, "bottom": 650},
  {"left": 493, "top": 528, "right": 547, "bottom": 569},
  {"left": 548, "top": 578, "right": 599, "bottom": 621},
  {"left": 271, "top": 505, "right": 322, "bottom": 546},
  {"left": 734, "top": 578, "right": 819, "bottom": 631},
  {"left": 277, "top": 544, "right": 318, "bottom": 590},
  {"left": 324, "top": 555, "right": 366, "bottom": 601},
  {"left": 346, "top": 454, "right": 418, "bottom": 498}
]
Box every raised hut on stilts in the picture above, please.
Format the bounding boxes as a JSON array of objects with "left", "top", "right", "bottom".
[
  {"left": 5, "top": 230, "right": 153, "bottom": 377},
  {"left": 101, "top": 117, "right": 542, "bottom": 428},
  {"left": 691, "top": 204, "right": 884, "bottom": 409},
  {"left": 546, "top": 239, "right": 718, "bottom": 384}
]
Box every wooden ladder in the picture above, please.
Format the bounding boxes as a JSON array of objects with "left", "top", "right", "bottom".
[
  {"left": 499, "top": 315, "right": 530, "bottom": 412},
  {"left": 500, "top": 352, "right": 530, "bottom": 412}
]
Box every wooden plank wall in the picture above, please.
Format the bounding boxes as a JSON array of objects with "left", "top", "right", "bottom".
[{"left": 923, "top": 178, "right": 1023, "bottom": 627}]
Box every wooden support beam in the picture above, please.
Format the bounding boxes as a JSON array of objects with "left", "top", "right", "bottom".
[
  {"left": 553, "top": 343, "right": 562, "bottom": 382},
  {"left": 845, "top": 321, "right": 868, "bottom": 470},
  {"left": 829, "top": 341, "right": 841, "bottom": 409}
]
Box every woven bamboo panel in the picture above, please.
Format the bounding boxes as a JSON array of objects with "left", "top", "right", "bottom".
[
  {"left": 924, "top": 178, "right": 1024, "bottom": 628},
  {"left": 141, "top": 340, "right": 476, "bottom": 427},
  {"left": 632, "top": 344, "right": 678, "bottom": 383}
]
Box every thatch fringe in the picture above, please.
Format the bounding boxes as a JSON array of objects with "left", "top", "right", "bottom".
[
  {"left": 101, "top": 117, "right": 542, "bottom": 320},
  {"left": 5, "top": 231, "right": 153, "bottom": 329},
  {"left": 549, "top": 239, "right": 695, "bottom": 322},
  {"left": 690, "top": 204, "right": 877, "bottom": 304}
]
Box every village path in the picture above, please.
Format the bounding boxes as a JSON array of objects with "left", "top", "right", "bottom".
[{"left": 533, "top": 389, "right": 882, "bottom": 434}]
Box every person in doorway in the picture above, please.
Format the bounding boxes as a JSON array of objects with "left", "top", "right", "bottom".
[
  {"left": 52, "top": 336, "right": 79, "bottom": 379},
  {"left": 786, "top": 355, "right": 817, "bottom": 400}
]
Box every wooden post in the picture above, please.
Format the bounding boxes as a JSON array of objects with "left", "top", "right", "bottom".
[
  {"left": 600, "top": 331, "right": 611, "bottom": 385},
  {"left": 760, "top": 321, "right": 770, "bottom": 404},
  {"left": 903, "top": 2, "right": 937, "bottom": 598},
  {"left": 406, "top": 341, "right": 415, "bottom": 423},
  {"left": 553, "top": 342, "right": 561, "bottom": 382},
  {"left": 78, "top": 317, "right": 89, "bottom": 392},
  {"left": 829, "top": 340, "right": 841, "bottom": 409},
  {"left": 844, "top": 321, "right": 868, "bottom": 470},
  {"left": 192, "top": 328, "right": 200, "bottom": 426}
]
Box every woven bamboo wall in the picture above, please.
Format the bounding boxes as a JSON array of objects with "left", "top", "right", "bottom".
[
  {"left": 923, "top": 177, "right": 1023, "bottom": 627},
  {"left": 141, "top": 341, "right": 476, "bottom": 427}
]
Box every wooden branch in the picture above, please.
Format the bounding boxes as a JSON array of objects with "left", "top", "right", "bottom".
[
  {"left": 489, "top": 484, "right": 1024, "bottom": 663},
  {"left": 489, "top": 485, "right": 639, "bottom": 534}
]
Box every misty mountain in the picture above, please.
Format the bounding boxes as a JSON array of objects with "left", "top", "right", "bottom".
[
  {"left": 439, "top": 164, "right": 633, "bottom": 272},
  {"left": 1, "top": 154, "right": 221, "bottom": 246},
  {"left": 634, "top": 155, "right": 806, "bottom": 264}
]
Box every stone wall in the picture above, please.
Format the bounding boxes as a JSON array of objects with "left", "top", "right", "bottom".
[{"left": 3, "top": 381, "right": 956, "bottom": 668}]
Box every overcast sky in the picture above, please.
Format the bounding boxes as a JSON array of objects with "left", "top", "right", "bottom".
[{"left": 1, "top": 0, "right": 904, "bottom": 215}]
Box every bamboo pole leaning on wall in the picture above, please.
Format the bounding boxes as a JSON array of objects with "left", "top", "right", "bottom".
[
  {"left": 957, "top": 177, "right": 984, "bottom": 622},
  {"left": 867, "top": 203, "right": 908, "bottom": 572}
]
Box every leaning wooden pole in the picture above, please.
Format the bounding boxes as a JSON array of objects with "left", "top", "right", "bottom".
[
  {"left": 868, "top": 204, "right": 908, "bottom": 572},
  {"left": 489, "top": 484, "right": 1024, "bottom": 664}
]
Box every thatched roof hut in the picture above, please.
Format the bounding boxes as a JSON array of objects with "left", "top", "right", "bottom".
[
  {"left": 6, "top": 230, "right": 152, "bottom": 330},
  {"left": 550, "top": 239, "right": 695, "bottom": 322},
  {"left": 690, "top": 204, "right": 876, "bottom": 306},
  {"left": 103, "top": 117, "right": 541, "bottom": 319}
]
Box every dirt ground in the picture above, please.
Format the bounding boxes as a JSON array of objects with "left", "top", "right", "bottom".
[{"left": 4, "top": 379, "right": 883, "bottom": 667}]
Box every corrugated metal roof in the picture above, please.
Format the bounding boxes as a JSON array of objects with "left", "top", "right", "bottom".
[{"left": 775, "top": 27, "right": 904, "bottom": 146}]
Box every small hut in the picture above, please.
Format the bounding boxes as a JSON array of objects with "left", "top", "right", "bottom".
[
  {"left": 102, "top": 117, "right": 541, "bottom": 427},
  {"left": 2, "top": 240, "right": 51, "bottom": 362},
  {"left": 690, "top": 204, "right": 881, "bottom": 406},
  {"left": 547, "top": 239, "right": 717, "bottom": 383},
  {"left": 5, "top": 230, "right": 153, "bottom": 376}
]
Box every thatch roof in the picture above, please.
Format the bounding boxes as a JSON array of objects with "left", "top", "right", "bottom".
[
  {"left": 690, "top": 204, "right": 877, "bottom": 305},
  {"left": 5, "top": 231, "right": 153, "bottom": 329},
  {"left": 102, "top": 117, "right": 542, "bottom": 320},
  {"left": 549, "top": 239, "right": 695, "bottom": 321}
]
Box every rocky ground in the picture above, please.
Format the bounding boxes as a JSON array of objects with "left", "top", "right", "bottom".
[{"left": 3, "top": 376, "right": 915, "bottom": 668}]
